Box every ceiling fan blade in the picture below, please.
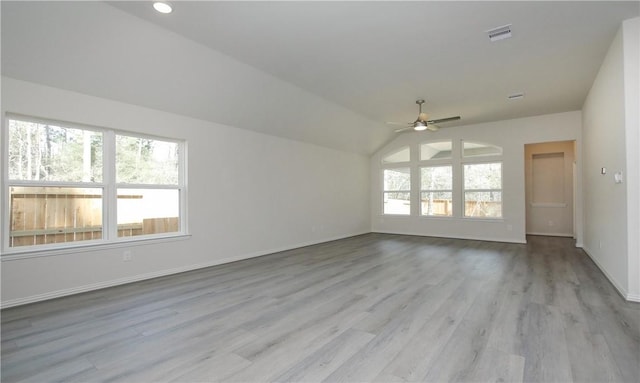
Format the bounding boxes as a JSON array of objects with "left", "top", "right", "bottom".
[
  {"left": 394, "top": 126, "right": 414, "bottom": 133},
  {"left": 427, "top": 116, "right": 461, "bottom": 124},
  {"left": 427, "top": 124, "right": 440, "bottom": 131},
  {"left": 386, "top": 121, "right": 411, "bottom": 127}
]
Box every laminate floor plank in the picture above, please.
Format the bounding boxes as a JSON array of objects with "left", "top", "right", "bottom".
[
  {"left": 272, "top": 328, "right": 376, "bottom": 383},
  {"left": 227, "top": 311, "right": 371, "bottom": 382},
  {"left": 2, "top": 234, "right": 638, "bottom": 382},
  {"left": 379, "top": 276, "right": 483, "bottom": 381},
  {"left": 168, "top": 352, "right": 252, "bottom": 382},
  {"left": 522, "top": 302, "right": 574, "bottom": 383}
]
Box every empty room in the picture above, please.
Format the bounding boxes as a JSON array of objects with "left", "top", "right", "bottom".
[{"left": 1, "top": 1, "right": 639, "bottom": 382}]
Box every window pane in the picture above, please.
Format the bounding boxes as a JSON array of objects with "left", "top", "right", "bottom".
[
  {"left": 421, "top": 191, "right": 452, "bottom": 216},
  {"left": 383, "top": 192, "right": 410, "bottom": 215},
  {"left": 117, "top": 189, "right": 179, "bottom": 237},
  {"left": 464, "top": 163, "right": 502, "bottom": 189},
  {"left": 116, "top": 135, "right": 179, "bottom": 185},
  {"left": 465, "top": 191, "right": 502, "bottom": 218},
  {"left": 383, "top": 168, "right": 410, "bottom": 191},
  {"left": 463, "top": 141, "right": 502, "bottom": 157},
  {"left": 8, "top": 118, "right": 103, "bottom": 182},
  {"left": 420, "top": 141, "right": 452, "bottom": 160},
  {"left": 421, "top": 166, "right": 452, "bottom": 190},
  {"left": 9, "top": 186, "right": 102, "bottom": 247},
  {"left": 382, "top": 147, "right": 410, "bottom": 163}
]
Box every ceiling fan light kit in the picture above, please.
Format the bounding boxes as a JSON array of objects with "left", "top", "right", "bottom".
[{"left": 414, "top": 121, "right": 428, "bottom": 131}]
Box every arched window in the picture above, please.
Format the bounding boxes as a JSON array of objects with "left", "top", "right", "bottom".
[
  {"left": 382, "top": 146, "right": 410, "bottom": 164},
  {"left": 420, "top": 141, "right": 452, "bottom": 160},
  {"left": 462, "top": 141, "right": 502, "bottom": 157}
]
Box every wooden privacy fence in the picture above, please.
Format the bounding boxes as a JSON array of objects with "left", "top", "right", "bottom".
[
  {"left": 9, "top": 188, "right": 178, "bottom": 247},
  {"left": 422, "top": 199, "right": 452, "bottom": 216},
  {"left": 421, "top": 199, "right": 502, "bottom": 217}
]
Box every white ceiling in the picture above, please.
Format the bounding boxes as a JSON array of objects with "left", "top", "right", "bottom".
[{"left": 2, "top": 1, "right": 639, "bottom": 154}]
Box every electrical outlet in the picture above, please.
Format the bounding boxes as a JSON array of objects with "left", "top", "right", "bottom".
[{"left": 123, "top": 250, "right": 133, "bottom": 262}]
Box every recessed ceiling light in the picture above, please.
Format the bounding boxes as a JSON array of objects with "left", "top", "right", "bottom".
[{"left": 153, "top": 2, "right": 172, "bottom": 14}]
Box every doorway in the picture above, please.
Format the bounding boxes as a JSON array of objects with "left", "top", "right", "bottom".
[{"left": 525, "top": 141, "right": 575, "bottom": 237}]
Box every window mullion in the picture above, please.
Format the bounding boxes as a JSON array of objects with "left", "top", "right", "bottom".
[
  {"left": 2, "top": 115, "right": 9, "bottom": 253},
  {"left": 104, "top": 130, "right": 117, "bottom": 241}
]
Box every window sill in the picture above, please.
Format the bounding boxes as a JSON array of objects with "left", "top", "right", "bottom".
[
  {"left": 418, "top": 215, "right": 456, "bottom": 219},
  {"left": 1, "top": 234, "right": 192, "bottom": 262},
  {"left": 379, "top": 214, "right": 504, "bottom": 223}
]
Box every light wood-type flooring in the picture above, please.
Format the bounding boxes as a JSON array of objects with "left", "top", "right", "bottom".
[{"left": 1, "top": 234, "right": 639, "bottom": 382}]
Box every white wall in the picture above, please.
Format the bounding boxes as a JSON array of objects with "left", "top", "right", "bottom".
[
  {"left": 371, "top": 111, "right": 582, "bottom": 244},
  {"left": 623, "top": 18, "right": 640, "bottom": 301},
  {"left": 0, "top": 77, "right": 371, "bottom": 307},
  {"left": 1, "top": 1, "right": 392, "bottom": 156},
  {"left": 582, "top": 18, "right": 639, "bottom": 301}
]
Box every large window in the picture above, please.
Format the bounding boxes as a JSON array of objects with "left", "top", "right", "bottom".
[
  {"left": 383, "top": 168, "right": 410, "bottom": 215},
  {"left": 463, "top": 162, "right": 502, "bottom": 218},
  {"left": 4, "top": 115, "right": 186, "bottom": 251},
  {"left": 378, "top": 139, "right": 503, "bottom": 219},
  {"left": 421, "top": 166, "right": 453, "bottom": 216}
]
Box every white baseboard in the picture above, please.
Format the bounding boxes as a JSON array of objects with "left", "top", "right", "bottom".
[
  {"left": 372, "top": 230, "right": 527, "bottom": 244},
  {"left": 627, "top": 293, "right": 640, "bottom": 302},
  {"left": 526, "top": 232, "right": 574, "bottom": 237},
  {"left": 1, "top": 231, "right": 369, "bottom": 309},
  {"left": 581, "top": 246, "right": 638, "bottom": 302}
]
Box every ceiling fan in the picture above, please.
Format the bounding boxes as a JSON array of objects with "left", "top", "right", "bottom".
[{"left": 387, "top": 99, "right": 460, "bottom": 133}]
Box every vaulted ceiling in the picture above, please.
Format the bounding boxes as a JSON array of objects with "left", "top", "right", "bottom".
[{"left": 2, "top": 1, "right": 638, "bottom": 154}]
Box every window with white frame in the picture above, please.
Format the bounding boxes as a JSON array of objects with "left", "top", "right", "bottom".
[
  {"left": 421, "top": 166, "right": 453, "bottom": 216},
  {"left": 463, "top": 162, "right": 502, "bottom": 218},
  {"left": 383, "top": 168, "right": 410, "bottom": 215},
  {"left": 4, "top": 115, "right": 186, "bottom": 251}
]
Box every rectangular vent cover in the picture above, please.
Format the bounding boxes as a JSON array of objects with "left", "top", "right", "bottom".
[
  {"left": 508, "top": 92, "right": 525, "bottom": 100},
  {"left": 487, "top": 24, "right": 512, "bottom": 42}
]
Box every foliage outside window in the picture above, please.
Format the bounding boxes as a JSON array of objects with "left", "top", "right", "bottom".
[
  {"left": 421, "top": 166, "right": 453, "bottom": 216},
  {"left": 4, "top": 115, "right": 186, "bottom": 250},
  {"left": 463, "top": 162, "right": 502, "bottom": 218},
  {"left": 383, "top": 168, "right": 410, "bottom": 215}
]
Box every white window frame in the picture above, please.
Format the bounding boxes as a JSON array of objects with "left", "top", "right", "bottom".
[
  {"left": 420, "top": 140, "right": 453, "bottom": 161},
  {"left": 462, "top": 161, "right": 503, "bottom": 219},
  {"left": 418, "top": 140, "right": 454, "bottom": 217},
  {"left": 462, "top": 140, "right": 503, "bottom": 158},
  {"left": 382, "top": 167, "right": 411, "bottom": 216},
  {"left": 2, "top": 113, "right": 188, "bottom": 255}
]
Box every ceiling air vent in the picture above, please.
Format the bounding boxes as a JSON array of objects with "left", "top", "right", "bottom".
[
  {"left": 487, "top": 24, "right": 512, "bottom": 42},
  {"left": 508, "top": 92, "right": 525, "bottom": 100}
]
